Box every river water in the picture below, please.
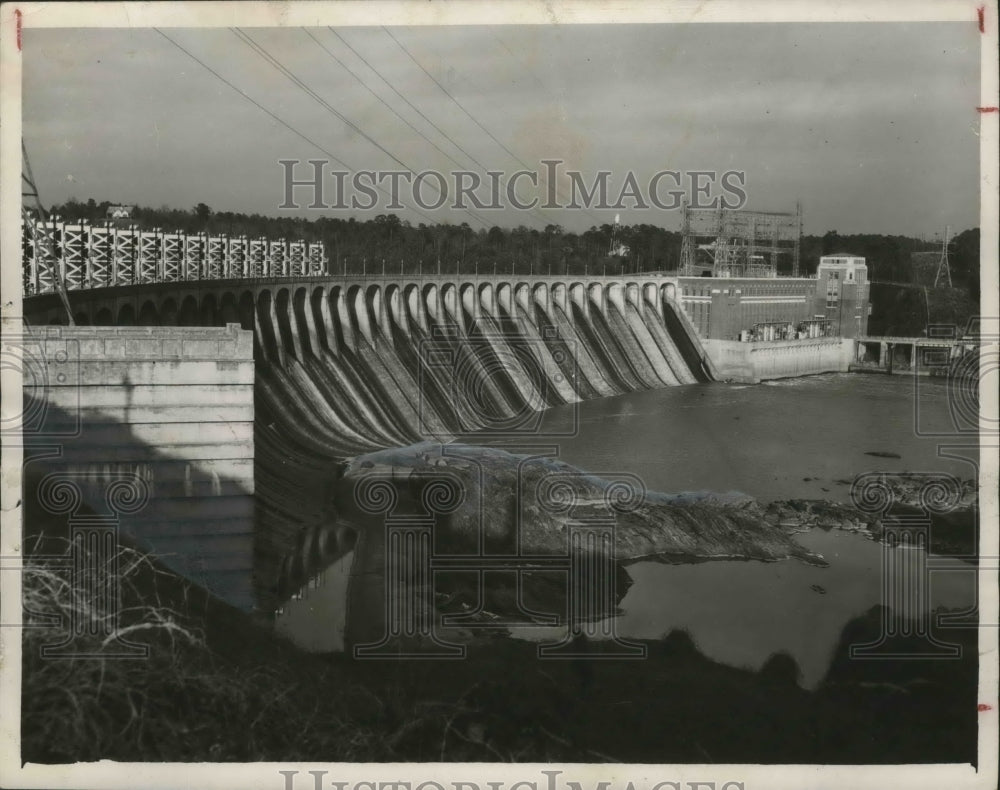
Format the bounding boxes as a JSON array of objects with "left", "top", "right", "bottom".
[
  {"left": 487, "top": 372, "right": 976, "bottom": 504},
  {"left": 494, "top": 372, "right": 978, "bottom": 687},
  {"left": 278, "top": 373, "right": 979, "bottom": 685}
]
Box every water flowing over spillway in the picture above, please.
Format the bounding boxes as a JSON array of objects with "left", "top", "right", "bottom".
[
  {"left": 249, "top": 278, "right": 713, "bottom": 604},
  {"left": 254, "top": 281, "right": 710, "bottom": 452}
]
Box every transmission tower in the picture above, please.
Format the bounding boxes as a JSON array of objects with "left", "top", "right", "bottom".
[
  {"left": 22, "top": 140, "right": 74, "bottom": 324},
  {"left": 933, "top": 225, "right": 953, "bottom": 288}
]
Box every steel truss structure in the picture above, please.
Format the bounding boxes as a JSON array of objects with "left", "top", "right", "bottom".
[
  {"left": 22, "top": 218, "right": 328, "bottom": 295},
  {"left": 934, "top": 225, "right": 953, "bottom": 288},
  {"left": 680, "top": 203, "right": 802, "bottom": 278}
]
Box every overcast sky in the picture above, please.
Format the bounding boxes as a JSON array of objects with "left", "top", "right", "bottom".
[{"left": 23, "top": 22, "right": 981, "bottom": 236}]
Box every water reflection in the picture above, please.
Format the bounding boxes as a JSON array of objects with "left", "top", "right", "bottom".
[
  {"left": 274, "top": 551, "right": 354, "bottom": 652},
  {"left": 599, "top": 529, "right": 974, "bottom": 688}
]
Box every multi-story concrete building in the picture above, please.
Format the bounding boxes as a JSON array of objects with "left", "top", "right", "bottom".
[
  {"left": 677, "top": 254, "right": 871, "bottom": 341},
  {"left": 814, "top": 254, "right": 870, "bottom": 339}
]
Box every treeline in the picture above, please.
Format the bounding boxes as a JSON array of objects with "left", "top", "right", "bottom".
[
  {"left": 804, "top": 229, "right": 980, "bottom": 299},
  {"left": 47, "top": 198, "right": 979, "bottom": 294},
  {"left": 47, "top": 198, "right": 682, "bottom": 277},
  {"left": 868, "top": 282, "right": 980, "bottom": 336}
]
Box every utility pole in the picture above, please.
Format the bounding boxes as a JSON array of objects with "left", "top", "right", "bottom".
[{"left": 22, "top": 141, "right": 75, "bottom": 324}]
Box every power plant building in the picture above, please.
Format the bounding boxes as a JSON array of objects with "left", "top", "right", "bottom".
[{"left": 677, "top": 252, "right": 871, "bottom": 341}]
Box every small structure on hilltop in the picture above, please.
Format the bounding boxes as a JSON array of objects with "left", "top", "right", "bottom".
[{"left": 106, "top": 204, "right": 135, "bottom": 220}]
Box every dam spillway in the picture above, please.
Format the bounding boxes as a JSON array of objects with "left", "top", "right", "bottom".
[
  {"left": 24, "top": 275, "right": 714, "bottom": 608},
  {"left": 253, "top": 279, "right": 710, "bottom": 449}
]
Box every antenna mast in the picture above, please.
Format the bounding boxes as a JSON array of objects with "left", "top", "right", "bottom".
[{"left": 22, "top": 140, "right": 74, "bottom": 325}]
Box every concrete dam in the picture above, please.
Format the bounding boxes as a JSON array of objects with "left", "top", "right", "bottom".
[
  {"left": 249, "top": 278, "right": 709, "bottom": 446},
  {"left": 24, "top": 275, "right": 714, "bottom": 609}
]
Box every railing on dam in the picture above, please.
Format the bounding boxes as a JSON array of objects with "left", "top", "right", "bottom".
[{"left": 23, "top": 218, "right": 326, "bottom": 295}]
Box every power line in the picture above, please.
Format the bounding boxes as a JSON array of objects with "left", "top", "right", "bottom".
[
  {"left": 232, "top": 28, "right": 493, "bottom": 229},
  {"left": 488, "top": 30, "right": 549, "bottom": 94},
  {"left": 156, "top": 28, "right": 455, "bottom": 229},
  {"left": 329, "top": 28, "right": 549, "bottom": 230},
  {"left": 330, "top": 28, "right": 491, "bottom": 175},
  {"left": 303, "top": 28, "right": 468, "bottom": 174},
  {"left": 156, "top": 28, "right": 416, "bottom": 217},
  {"left": 384, "top": 27, "right": 533, "bottom": 174},
  {"left": 383, "top": 27, "right": 605, "bottom": 228},
  {"left": 155, "top": 29, "right": 354, "bottom": 172}
]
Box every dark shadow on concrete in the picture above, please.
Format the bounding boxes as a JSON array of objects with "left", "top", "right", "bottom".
[{"left": 23, "top": 398, "right": 257, "bottom": 611}]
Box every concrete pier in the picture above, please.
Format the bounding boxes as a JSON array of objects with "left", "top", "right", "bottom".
[
  {"left": 701, "top": 337, "right": 854, "bottom": 383},
  {"left": 851, "top": 335, "right": 978, "bottom": 377},
  {"left": 21, "top": 324, "right": 255, "bottom": 609}
]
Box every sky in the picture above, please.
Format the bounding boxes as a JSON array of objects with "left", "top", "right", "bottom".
[{"left": 22, "top": 22, "right": 982, "bottom": 237}]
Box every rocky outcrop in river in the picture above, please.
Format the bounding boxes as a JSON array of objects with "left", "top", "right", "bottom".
[
  {"left": 269, "top": 443, "right": 977, "bottom": 646},
  {"left": 330, "top": 442, "right": 825, "bottom": 561}
]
